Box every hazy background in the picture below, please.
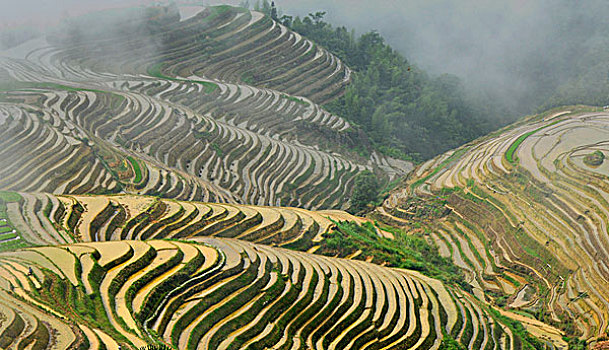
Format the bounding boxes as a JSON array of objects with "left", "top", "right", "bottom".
[{"left": 2, "top": 0, "right": 608, "bottom": 115}]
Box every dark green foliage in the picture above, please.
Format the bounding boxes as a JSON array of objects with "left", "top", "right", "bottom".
[
  {"left": 349, "top": 170, "right": 380, "bottom": 213},
  {"left": 66, "top": 202, "right": 85, "bottom": 237},
  {"left": 270, "top": 1, "right": 278, "bottom": 20},
  {"left": 563, "top": 336, "right": 587, "bottom": 350},
  {"left": 127, "top": 156, "right": 143, "bottom": 183},
  {"left": 584, "top": 150, "right": 605, "bottom": 167},
  {"left": 0, "top": 311, "right": 25, "bottom": 348},
  {"left": 286, "top": 13, "right": 492, "bottom": 161},
  {"left": 439, "top": 332, "right": 467, "bottom": 350},
  {"left": 319, "top": 221, "right": 466, "bottom": 288}
]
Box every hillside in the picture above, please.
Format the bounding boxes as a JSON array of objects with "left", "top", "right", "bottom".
[
  {"left": 0, "top": 3, "right": 592, "bottom": 350},
  {"left": 377, "top": 106, "right": 609, "bottom": 345},
  {"left": 0, "top": 228, "right": 546, "bottom": 350},
  {"left": 0, "top": 192, "right": 368, "bottom": 250},
  {"left": 0, "top": 4, "right": 410, "bottom": 211}
]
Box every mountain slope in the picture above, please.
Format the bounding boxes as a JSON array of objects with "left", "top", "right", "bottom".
[
  {"left": 0, "top": 236, "right": 542, "bottom": 350},
  {"left": 0, "top": 3, "right": 578, "bottom": 350},
  {"left": 0, "top": 4, "right": 411, "bottom": 210},
  {"left": 377, "top": 106, "right": 608, "bottom": 343}
]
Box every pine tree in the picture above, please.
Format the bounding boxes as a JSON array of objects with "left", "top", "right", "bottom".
[{"left": 270, "top": 1, "right": 278, "bottom": 20}]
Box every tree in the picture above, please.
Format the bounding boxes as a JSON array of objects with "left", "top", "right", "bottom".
[
  {"left": 309, "top": 11, "right": 326, "bottom": 25},
  {"left": 350, "top": 170, "right": 380, "bottom": 213},
  {"left": 281, "top": 4, "right": 494, "bottom": 161},
  {"left": 279, "top": 15, "right": 293, "bottom": 27},
  {"left": 270, "top": 1, "right": 278, "bottom": 20}
]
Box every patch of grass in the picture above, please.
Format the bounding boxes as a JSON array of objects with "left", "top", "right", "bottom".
[
  {"left": 0, "top": 191, "right": 21, "bottom": 203},
  {"left": 127, "top": 156, "right": 143, "bottom": 183},
  {"left": 240, "top": 72, "right": 254, "bottom": 85},
  {"left": 281, "top": 94, "right": 309, "bottom": 106},
  {"left": 319, "top": 220, "right": 467, "bottom": 288},
  {"left": 505, "top": 120, "right": 562, "bottom": 164},
  {"left": 147, "top": 63, "right": 218, "bottom": 93},
  {"left": 0, "top": 238, "right": 27, "bottom": 252},
  {"left": 0, "top": 232, "right": 17, "bottom": 240},
  {"left": 211, "top": 142, "right": 223, "bottom": 157},
  {"left": 438, "top": 330, "right": 466, "bottom": 349}
]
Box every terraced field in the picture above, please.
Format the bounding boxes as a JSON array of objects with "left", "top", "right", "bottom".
[
  {"left": 0, "top": 190, "right": 567, "bottom": 349},
  {"left": 0, "top": 236, "right": 545, "bottom": 350},
  {"left": 48, "top": 5, "right": 351, "bottom": 105},
  {"left": 2, "top": 192, "right": 369, "bottom": 250},
  {"left": 378, "top": 107, "right": 609, "bottom": 344},
  {"left": 0, "top": 4, "right": 410, "bottom": 210},
  {"left": 0, "top": 3, "right": 578, "bottom": 349}
]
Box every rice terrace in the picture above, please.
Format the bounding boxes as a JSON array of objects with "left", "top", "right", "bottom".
[{"left": 1, "top": 1, "right": 609, "bottom": 349}]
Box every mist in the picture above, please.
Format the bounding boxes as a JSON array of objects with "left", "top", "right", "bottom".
[
  {"left": 233, "top": 0, "right": 609, "bottom": 115},
  {"left": 3, "top": 0, "right": 609, "bottom": 116}
]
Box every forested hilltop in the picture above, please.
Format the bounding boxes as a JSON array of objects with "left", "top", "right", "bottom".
[
  {"left": 280, "top": 8, "right": 493, "bottom": 161},
  {"left": 254, "top": 0, "right": 609, "bottom": 162}
]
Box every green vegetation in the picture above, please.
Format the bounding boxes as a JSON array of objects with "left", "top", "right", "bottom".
[
  {"left": 583, "top": 150, "right": 605, "bottom": 167},
  {"left": 127, "top": 156, "right": 143, "bottom": 183},
  {"left": 349, "top": 170, "right": 380, "bottom": 213},
  {"left": 562, "top": 336, "right": 587, "bottom": 350},
  {"left": 320, "top": 221, "right": 467, "bottom": 288},
  {"left": 0, "top": 192, "right": 26, "bottom": 252},
  {"left": 138, "top": 345, "right": 173, "bottom": 350},
  {"left": 0, "top": 191, "right": 21, "bottom": 203},
  {"left": 211, "top": 142, "right": 223, "bottom": 157},
  {"left": 280, "top": 94, "right": 309, "bottom": 106},
  {"left": 438, "top": 332, "right": 466, "bottom": 350},
  {"left": 487, "top": 307, "right": 545, "bottom": 350},
  {"left": 276, "top": 12, "right": 493, "bottom": 161},
  {"left": 505, "top": 120, "right": 561, "bottom": 163},
  {"left": 147, "top": 63, "right": 218, "bottom": 93}
]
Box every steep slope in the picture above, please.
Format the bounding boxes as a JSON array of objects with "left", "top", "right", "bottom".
[
  {"left": 0, "top": 237, "right": 540, "bottom": 350},
  {"left": 0, "top": 3, "right": 572, "bottom": 350},
  {"left": 377, "top": 106, "right": 609, "bottom": 343},
  {"left": 0, "top": 4, "right": 410, "bottom": 210},
  {"left": 48, "top": 5, "right": 351, "bottom": 105},
  {"left": 0, "top": 192, "right": 364, "bottom": 250}
]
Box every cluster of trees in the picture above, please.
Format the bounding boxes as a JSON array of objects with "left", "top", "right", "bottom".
[
  {"left": 252, "top": 1, "right": 609, "bottom": 163},
  {"left": 248, "top": 1, "right": 609, "bottom": 210},
  {"left": 284, "top": 12, "right": 492, "bottom": 161},
  {"left": 244, "top": 1, "right": 492, "bottom": 161},
  {"left": 349, "top": 170, "right": 379, "bottom": 213}
]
